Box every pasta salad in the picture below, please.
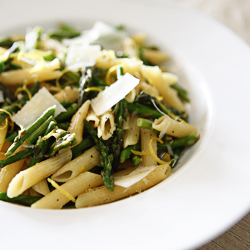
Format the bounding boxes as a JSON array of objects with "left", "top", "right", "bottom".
[{"left": 0, "top": 21, "right": 198, "bottom": 209}]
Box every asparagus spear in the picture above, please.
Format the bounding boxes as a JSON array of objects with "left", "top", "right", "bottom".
[
  {"left": 170, "top": 84, "right": 190, "bottom": 103},
  {"left": 78, "top": 68, "right": 93, "bottom": 107},
  {"left": 27, "top": 121, "right": 57, "bottom": 168},
  {"left": 0, "top": 61, "right": 4, "bottom": 74},
  {"left": 26, "top": 116, "right": 55, "bottom": 145},
  {"left": 138, "top": 46, "right": 153, "bottom": 66},
  {"left": 135, "top": 91, "right": 187, "bottom": 120},
  {"left": 0, "top": 192, "right": 41, "bottom": 206},
  {"left": 47, "top": 23, "right": 81, "bottom": 40},
  {"left": 55, "top": 103, "right": 78, "bottom": 122},
  {"left": 0, "top": 37, "right": 13, "bottom": 47},
  {"left": 84, "top": 119, "right": 114, "bottom": 191},
  {"left": 48, "top": 130, "right": 77, "bottom": 156},
  {"left": 120, "top": 141, "right": 141, "bottom": 163},
  {"left": 157, "top": 135, "right": 199, "bottom": 150},
  {"left": 0, "top": 148, "right": 33, "bottom": 168},
  {"left": 130, "top": 154, "right": 142, "bottom": 166},
  {"left": 71, "top": 136, "right": 95, "bottom": 159},
  {"left": 5, "top": 105, "right": 56, "bottom": 156},
  {"left": 126, "top": 102, "right": 162, "bottom": 119}
]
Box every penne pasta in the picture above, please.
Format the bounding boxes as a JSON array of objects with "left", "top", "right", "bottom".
[
  {"left": 123, "top": 113, "right": 140, "bottom": 148},
  {"left": 7, "top": 149, "right": 72, "bottom": 198},
  {"left": 97, "top": 110, "right": 116, "bottom": 140},
  {"left": 76, "top": 164, "right": 171, "bottom": 208},
  {"left": 152, "top": 115, "right": 197, "bottom": 138},
  {"left": 32, "top": 179, "right": 50, "bottom": 196},
  {"left": 68, "top": 100, "right": 90, "bottom": 143},
  {"left": 141, "top": 65, "right": 185, "bottom": 111},
  {"left": 32, "top": 171, "right": 103, "bottom": 209},
  {"left": 51, "top": 146, "right": 99, "bottom": 182},
  {"left": 53, "top": 86, "right": 78, "bottom": 102},
  {"left": 140, "top": 128, "right": 157, "bottom": 166}
]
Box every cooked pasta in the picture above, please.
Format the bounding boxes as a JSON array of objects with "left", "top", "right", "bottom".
[{"left": 0, "top": 21, "right": 198, "bottom": 209}]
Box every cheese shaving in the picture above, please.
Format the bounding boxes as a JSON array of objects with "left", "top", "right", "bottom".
[
  {"left": 91, "top": 73, "right": 140, "bottom": 116},
  {"left": 12, "top": 87, "right": 66, "bottom": 128},
  {"left": 114, "top": 165, "right": 156, "bottom": 188},
  {"left": 47, "top": 178, "right": 76, "bottom": 202}
]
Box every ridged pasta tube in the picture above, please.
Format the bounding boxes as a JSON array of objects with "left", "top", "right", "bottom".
[
  {"left": 32, "top": 172, "right": 103, "bottom": 209},
  {"left": 76, "top": 164, "right": 171, "bottom": 208},
  {"left": 7, "top": 149, "right": 72, "bottom": 198},
  {"left": 51, "top": 146, "right": 99, "bottom": 183},
  {"left": 152, "top": 116, "right": 197, "bottom": 138}
]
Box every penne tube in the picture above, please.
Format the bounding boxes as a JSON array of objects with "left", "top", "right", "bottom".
[
  {"left": 32, "top": 172, "right": 103, "bottom": 209},
  {"left": 125, "top": 88, "right": 137, "bottom": 103},
  {"left": 51, "top": 146, "right": 99, "bottom": 182},
  {"left": 86, "top": 107, "right": 100, "bottom": 128},
  {"left": 32, "top": 179, "right": 50, "bottom": 196},
  {"left": 68, "top": 100, "right": 90, "bottom": 143},
  {"left": 138, "top": 81, "right": 160, "bottom": 97},
  {"left": 141, "top": 65, "right": 185, "bottom": 111},
  {"left": 7, "top": 149, "right": 72, "bottom": 198},
  {"left": 152, "top": 116, "right": 197, "bottom": 138},
  {"left": 123, "top": 113, "right": 140, "bottom": 148},
  {"left": 0, "top": 146, "right": 26, "bottom": 192},
  {"left": 53, "top": 86, "right": 78, "bottom": 102},
  {"left": 122, "top": 37, "right": 139, "bottom": 59},
  {"left": 143, "top": 48, "right": 169, "bottom": 64},
  {"left": 97, "top": 110, "right": 116, "bottom": 140},
  {"left": 0, "top": 59, "right": 61, "bottom": 86},
  {"left": 0, "top": 119, "right": 8, "bottom": 151},
  {"left": 141, "top": 128, "right": 157, "bottom": 166},
  {"left": 76, "top": 163, "right": 171, "bottom": 208}
]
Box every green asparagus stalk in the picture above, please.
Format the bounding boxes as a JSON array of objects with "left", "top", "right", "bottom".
[
  {"left": 0, "top": 82, "right": 16, "bottom": 103},
  {"left": 0, "top": 192, "right": 41, "bottom": 206},
  {"left": 55, "top": 103, "right": 78, "bottom": 122},
  {"left": 71, "top": 136, "right": 95, "bottom": 159},
  {"left": 135, "top": 91, "right": 187, "bottom": 120},
  {"left": 130, "top": 154, "right": 142, "bottom": 166},
  {"left": 157, "top": 135, "right": 199, "bottom": 151},
  {"left": 0, "top": 148, "right": 33, "bottom": 168},
  {"left": 111, "top": 98, "right": 126, "bottom": 171},
  {"left": 126, "top": 102, "right": 162, "bottom": 119},
  {"left": 0, "top": 61, "right": 4, "bottom": 74},
  {"left": 26, "top": 116, "right": 55, "bottom": 145},
  {"left": 47, "top": 23, "right": 81, "bottom": 40},
  {"left": 0, "top": 37, "right": 13, "bottom": 47},
  {"left": 5, "top": 105, "right": 56, "bottom": 156},
  {"left": 138, "top": 46, "right": 153, "bottom": 66},
  {"left": 48, "top": 130, "right": 77, "bottom": 156},
  {"left": 170, "top": 84, "right": 190, "bottom": 103},
  {"left": 27, "top": 121, "right": 57, "bottom": 168},
  {"left": 120, "top": 141, "right": 141, "bottom": 163},
  {"left": 84, "top": 119, "right": 114, "bottom": 191},
  {"left": 170, "top": 147, "right": 184, "bottom": 168}
]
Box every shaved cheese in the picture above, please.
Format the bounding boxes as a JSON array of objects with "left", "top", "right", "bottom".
[
  {"left": 91, "top": 73, "right": 140, "bottom": 116},
  {"left": 114, "top": 166, "right": 156, "bottom": 188},
  {"left": 12, "top": 87, "right": 66, "bottom": 128},
  {"left": 65, "top": 45, "right": 101, "bottom": 71}
]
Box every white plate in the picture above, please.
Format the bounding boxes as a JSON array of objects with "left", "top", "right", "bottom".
[{"left": 1, "top": 0, "right": 250, "bottom": 249}]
